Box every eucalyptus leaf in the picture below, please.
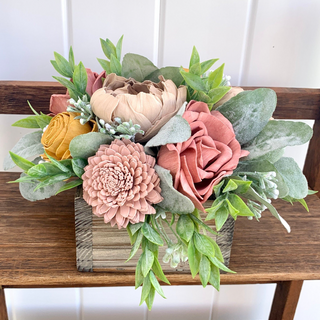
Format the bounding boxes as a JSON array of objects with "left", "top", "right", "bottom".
[
  {"left": 122, "top": 53, "right": 158, "bottom": 82},
  {"left": 154, "top": 165, "right": 195, "bottom": 214},
  {"left": 145, "top": 115, "right": 191, "bottom": 148},
  {"left": 145, "top": 67, "right": 183, "bottom": 87},
  {"left": 274, "top": 157, "right": 308, "bottom": 199},
  {"left": 3, "top": 131, "right": 44, "bottom": 170},
  {"left": 69, "top": 132, "right": 113, "bottom": 159},
  {"left": 217, "top": 89, "right": 277, "bottom": 145},
  {"left": 256, "top": 148, "right": 285, "bottom": 163},
  {"left": 242, "top": 120, "right": 313, "bottom": 160}
]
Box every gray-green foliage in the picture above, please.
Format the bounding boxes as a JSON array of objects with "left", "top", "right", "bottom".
[
  {"left": 145, "top": 115, "right": 191, "bottom": 148},
  {"left": 217, "top": 89, "right": 277, "bottom": 145},
  {"left": 242, "top": 120, "right": 313, "bottom": 160},
  {"left": 67, "top": 95, "right": 94, "bottom": 125},
  {"left": 3, "top": 131, "right": 44, "bottom": 170},
  {"left": 154, "top": 165, "right": 195, "bottom": 214}
]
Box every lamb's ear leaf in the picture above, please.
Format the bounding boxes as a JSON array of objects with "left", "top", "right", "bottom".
[
  {"left": 242, "top": 120, "right": 313, "bottom": 160},
  {"left": 154, "top": 165, "right": 195, "bottom": 214},
  {"left": 217, "top": 88, "right": 277, "bottom": 145}
]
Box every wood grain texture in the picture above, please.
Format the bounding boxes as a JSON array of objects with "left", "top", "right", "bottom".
[
  {"left": 269, "top": 280, "right": 303, "bottom": 320},
  {"left": 0, "top": 287, "right": 8, "bottom": 320},
  {"left": 0, "top": 172, "right": 319, "bottom": 288},
  {"left": 75, "top": 191, "right": 235, "bottom": 272},
  {"left": 0, "top": 82, "right": 319, "bottom": 119},
  {"left": 304, "top": 119, "right": 320, "bottom": 195}
]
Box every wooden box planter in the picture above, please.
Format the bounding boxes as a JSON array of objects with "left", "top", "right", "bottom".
[{"left": 75, "top": 187, "right": 235, "bottom": 272}]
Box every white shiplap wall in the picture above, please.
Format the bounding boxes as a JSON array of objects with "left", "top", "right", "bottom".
[{"left": 1, "top": 0, "right": 320, "bottom": 319}]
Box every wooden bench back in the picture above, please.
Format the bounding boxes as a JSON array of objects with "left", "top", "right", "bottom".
[{"left": 0, "top": 81, "right": 319, "bottom": 193}]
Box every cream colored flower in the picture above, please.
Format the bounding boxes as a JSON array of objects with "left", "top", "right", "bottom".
[
  {"left": 90, "top": 73, "right": 187, "bottom": 142},
  {"left": 214, "top": 87, "right": 244, "bottom": 108}
]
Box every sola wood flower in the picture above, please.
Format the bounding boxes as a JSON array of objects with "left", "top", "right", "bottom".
[
  {"left": 82, "top": 139, "right": 163, "bottom": 228},
  {"left": 157, "top": 100, "right": 249, "bottom": 212},
  {"left": 90, "top": 73, "right": 187, "bottom": 142}
]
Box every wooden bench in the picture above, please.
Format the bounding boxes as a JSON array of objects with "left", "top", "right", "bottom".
[{"left": 0, "top": 82, "right": 319, "bottom": 320}]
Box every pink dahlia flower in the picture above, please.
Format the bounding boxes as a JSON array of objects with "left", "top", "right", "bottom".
[
  {"left": 82, "top": 139, "right": 163, "bottom": 229},
  {"left": 157, "top": 100, "right": 249, "bottom": 212}
]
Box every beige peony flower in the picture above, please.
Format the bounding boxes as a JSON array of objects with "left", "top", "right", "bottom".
[
  {"left": 90, "top": 73, "right": 187, "bottom": 143},
  {"left": 82, "top": 139, "right": 163, "bottom": 229},
  {"left": 214, "top": 87, "right": 244, "bottom": 108}
]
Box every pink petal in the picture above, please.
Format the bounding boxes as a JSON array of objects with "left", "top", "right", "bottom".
[
  {"left": 206, "top": 141, "right": 232, "bottom": 173},
  {"left": 49, "top": 93, "right": 70, "bottom": 114},
  {"left": 186, "top": 100, "right": 210, "bottom": 114}
]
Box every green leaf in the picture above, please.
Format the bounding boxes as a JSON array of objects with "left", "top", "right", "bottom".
[
  {"left": 282, "top": 195, "right": 309, "bottom": 212},
  {"left": 140, "top": 274, "right": 151, "bottom": 305},
  {"left": 71, "top": 158, "right": 87, "bottom": 178},
  {"left": 141, "top": 248, "right": 155, "bottom": 277},
  {"left": 217, "top": 89, "right": 277, "bottom": 145},
  {"left": 8, "top": 151, "right": 35, "bottom": 171},
  {"left": 3, "top": 131, "right": 43, "bottom": 170},
  {"left": 53, "top": 51, "right": 73, "bottom": 78},
  {"left": 27, "top": 162, "right": 62, "bottom": 178},
  {"left": 145, "top": 287, "right": 156, "bottom": 311},
  {"left": 189, "top": 46, "right": 200, "bottom": 69},
  {"left": 274, "top": 157, "right": 309, "bottom": 199},
  {"left": 208, "top": 86, "right": 231, "bottom": 105},
  {"left": 45, "top": 153, "right": 71, "bottom": 173},
  {"left": 194, "top": 91, "right": 211, "bottom": 103},
  {"left": 122, "top": 53, "right": 158, "bottom": 82},
  {"left": 193, "top": 233, "right": 215, "bottom": 257},
  {"left": 189, "top": 214, "right": 218, "bottom": 235},
  {"left": 256, "top": 148, "right": 285, "bottom": 164},
  {"left": 208, "top": 264, "right": 220, "bottom": 291},
  {"left": 33, "top": 173, "right": 72, "bottom": 191},
  {"left": 243, "top": 120, "right": 313, "bottom": 160},
  {"left": 209, "top": 256, "right": 236, "bottom": 273},
  {"left": 145, "top": 115, "right": 191, "bottom": 148},
  {"left": 213, "top": 180, "right": 225, "bottom": 197},
  {"left": 176, "top": 215, "right": 194, "bottom": 242},
  {"left": 149, "top": 271, "right": 166, "bottom": 298},
  {"left": 200, "top": 59, "right": 219, "bottom": 75},
  {"left": 205, "top": 199, "right": 224, "bottom": 220},
  {"left": 100, "top": 38, "right": 116, "bottom": 60},
  {"left": 228, "top": 194, "right": 254, "bottom": 217},
  {"left": 69, "top": 132, "right": 113, "bottom": 159},
  {"left": 8, "top": 174, "right": 39, "bottom": 184},
  {"left": 127, "top": 230, "right": 143, "bottom": 261},
  {"left": 308, "top": 189, "right": 318, "bottom": 195},
  {"left": 36, "top": 114, "right": 52, "bottom": 129},
  {"left": 116, "top": 35, "right": 124, "bottom": 60},
  {"left": 110, "top": 54, "right": 122, "bottom": 75},
  {"left": 141, "top": 223, "right": 164, "bottom": 246},
  {"left": 135, "top": 257, "right": 144, "bottom": 289},
  {"left": 69, "top": 46, "right": 75, "bottom": 71},
  {"left": 225, "top": 199, "right": 239, "bottom": 219},
  {"left": 19, "top": 173, "right": 65, "bottom": 201},
  {"left": 73, "top": 61, "right": 88, "bottom": 94},
  {"left": 180, "top": 69, "right": 206, "bottom": 92},
  {"left": 207, "top": 238, "right": 224, "bottom": 262},
  {"left": 27, "top": 101, "right": 39, "bottom": 116},
  {"left": 222, "top": 179, "right": 238, "bottom": 193},
  {"left": 51, "top": 60, "right": 68, "bottom": 77},
  {"left": 207, "top": 64, "right": 225, "bottom": 88},
  {"left": 128, "top": 222, "right": 144, "bottom": 236},
  {"left": 190, "top": 62, "right": 201, "bottom": 76},
  {"left": 188, "top": 237, "right": 201, "bottom": 278},
  {"left": 12, "top": 116, "right": 40, "bottom": 129},
  {"left": 97, "top": 58, "right": 111, "bottom": 73},
  {"left": 199, "top": 255, "right": 211, "bottom": 287},
  {"left": 214, "top": 206, "right": 229, "bottom": 231},
  {"left": 55, "top": 179, "right": 82, "bottom": 194},
  {"left": 154, "top": 165, "right": 195, "bottom": 214},
  {"left": 145, "top": 67, "right": 183, "bottom": 87},
  {"left": 52, "top": 76, "right": 80, "bottom": 99},
  {"left": 152, "top": 258, "right": 170, "bottom": 285}
]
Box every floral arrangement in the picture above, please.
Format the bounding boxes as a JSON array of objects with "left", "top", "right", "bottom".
[{"left": 4, "top": 36, "right": 315, "bottom": 309}]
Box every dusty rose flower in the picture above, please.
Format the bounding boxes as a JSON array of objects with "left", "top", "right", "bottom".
[
  {"left": 90, "top": 73, "right": 187, "bottom": 142},
  {"left": 157, "top": 100, "right": 249, "bottom": 212},
  {"left": 50, "top": 69, "right": 106, "bottom": 115},
  {"left": 214, "top": 87, "right": 244, "bottom": 108},
  {"left": 82, "top": 139, "right": 163, "bottom": 229}
]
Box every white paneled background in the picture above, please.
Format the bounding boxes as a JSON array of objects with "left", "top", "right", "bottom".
[{"left": 1, "top": 0, "right": 320, "bottom": 319}]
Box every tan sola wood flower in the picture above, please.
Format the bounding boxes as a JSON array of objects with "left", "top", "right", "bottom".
[
  {"left": 82, "top": 139, "right": 163, "bottom": 229},
  {"left": 90, "top": 73, "right": 187, "bottom": 143}
]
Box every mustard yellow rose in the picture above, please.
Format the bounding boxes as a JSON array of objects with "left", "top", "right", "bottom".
[
  {"left": 90, "top": 73, "right": 187, "bottom": 143},
  {"left": 41, "top": 112, "right": 97, "bottom": 160}
]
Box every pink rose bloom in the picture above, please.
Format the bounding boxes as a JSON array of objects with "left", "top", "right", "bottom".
[
  {"left": 157, "top": 100, "right": 249, "bottom": 212},
  {"left": 50, "top": 69, "right": 106, "bottom": 115}
]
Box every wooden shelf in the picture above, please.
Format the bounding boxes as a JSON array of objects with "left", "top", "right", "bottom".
[{"left": 1, "top": 172, "right": 319, "bottom": 288}]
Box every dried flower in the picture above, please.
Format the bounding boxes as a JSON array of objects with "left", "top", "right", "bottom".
[
  {"left": 82, "top": 139, "right": 163, "bottom": 229},
  {"left": 90, "top": 73, "right": 187, "bottom": 143}
]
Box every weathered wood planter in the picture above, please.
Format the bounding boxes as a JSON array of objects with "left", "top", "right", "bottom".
[{"left": 75, "top": 187, "right": 235, "bottom": 273}]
